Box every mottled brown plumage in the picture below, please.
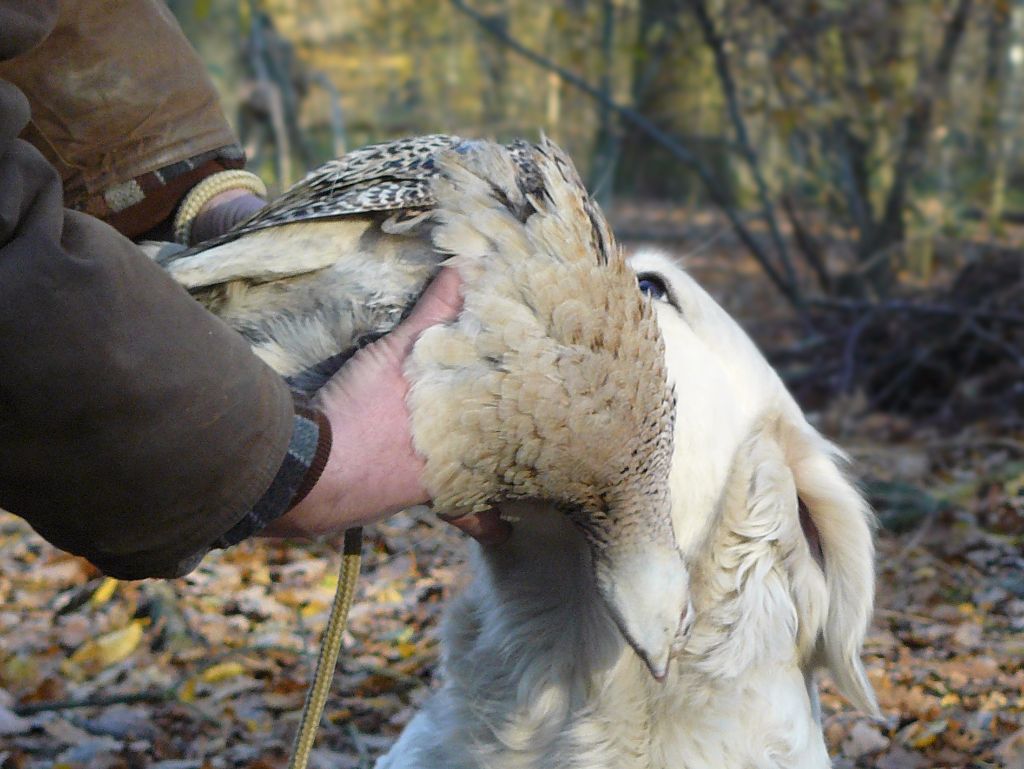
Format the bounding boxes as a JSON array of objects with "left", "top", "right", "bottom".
[
  {"left": 161, "top": 135, "right": 686, "bottom": 677},
  {"left": 410, "top": 142, "right": 671, "bottom": 512}
]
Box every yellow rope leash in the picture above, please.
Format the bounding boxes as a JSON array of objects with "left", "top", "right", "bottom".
[{"left": 288, "top": 526, "right": 364, "bottom": 769}]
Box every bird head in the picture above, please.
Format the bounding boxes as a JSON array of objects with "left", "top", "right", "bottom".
[
  {"left": 406, "top": 138, "right": 690, "bottom": 680},
  {"left": 567, "top": 487, "right": 691, "bottom": 681}
]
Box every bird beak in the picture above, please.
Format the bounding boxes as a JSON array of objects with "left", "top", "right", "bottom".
[{"left": 591, "top": 540, "right": 691, "bottom": 681}]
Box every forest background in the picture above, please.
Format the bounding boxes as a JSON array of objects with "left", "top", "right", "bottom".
[{"left": 1, "top": 2, "right": 1023, "bottom": 768}]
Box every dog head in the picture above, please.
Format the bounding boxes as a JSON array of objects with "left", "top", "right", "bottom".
[{"left": 629, "top": 250, "right": 877, "bottom": 714}]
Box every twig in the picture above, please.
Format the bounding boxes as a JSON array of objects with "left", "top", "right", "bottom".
[
  {"left": 346, "top": 721, "right": 373, "bottom": 768},
  {"left": 896, "top": 507, "right": 941, "bottom": 562},
  {"left": 965, "top": 318, "right": 1024, "bottom": 366},
  {"left": 13, "top": 689, "right": 175, "bottom": 716},
  {"left": 781, "top": 193, "right": 832, "bottom": 292},
  {"left": 874, "top": 607, "right": 943, "bottom": 626},
  {"left": 756, "top": 0, "right": 850, "bottom": 58},
  {"left": 862, "top": 0, "right": 974, "bottom": 285},
  {"left": 679, "top": 0, "right": 800, "bottom": 295},
  {"left": 311, "top": 71, "right": 347, "bottom": 157},
  {"left": 809, "top": 297, "right": 1024, "bottom": 326},
  {"left": 865, "top": 336, "right": 944, "bottom": 412},
  {"left": 839, "top": 308, "right": 877, "bottom": 394},
  {"left": 246, "top": 16, "right": 292, "bottom": 185},
  {"left": 950, "top": 437, "right": 1024, "bottom": 455},
  {"left": 348, "top": 662, "right": 425, "bottom": 690}
]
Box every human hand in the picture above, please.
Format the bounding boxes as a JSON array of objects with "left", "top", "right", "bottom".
[
  {"left": 264, "top": 268, "right": 510, "bottom": 545},
  {"left": 190, "top": 189, "right": 266, "bottom": 244}
]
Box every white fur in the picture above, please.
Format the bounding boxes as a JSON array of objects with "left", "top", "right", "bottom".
[{"left": 377, "top": 251, "right": 876, "bottom": 769}]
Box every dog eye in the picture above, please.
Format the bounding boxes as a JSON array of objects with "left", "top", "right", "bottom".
[{"left": 636, "top": 273, "right": 669, "bottom": 301}]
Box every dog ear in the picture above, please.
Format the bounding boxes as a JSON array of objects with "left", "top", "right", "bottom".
[{"left": 780, "top": 419, "right": 879, "bottom": 716}]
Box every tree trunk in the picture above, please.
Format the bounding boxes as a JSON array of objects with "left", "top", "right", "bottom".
[
  {"left": 987, "top": 2, "right": 1024, "bottom": 231},
  {"left": 856, "top": 0, "right": 973, "bottom": 297}
]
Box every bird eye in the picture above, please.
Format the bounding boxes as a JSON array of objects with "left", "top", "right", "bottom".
[{"left": 637, "top": 273, "right": 669, "bottom": 301}]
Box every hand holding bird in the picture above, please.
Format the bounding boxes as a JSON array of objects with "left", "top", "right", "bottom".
[{"left": 259, "top": 266, "right": 508, "bottom": 544}]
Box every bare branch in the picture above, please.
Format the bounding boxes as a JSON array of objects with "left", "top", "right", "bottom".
[
  {"left": 13, "top": 689, "right": 176, "bottom": 716},
  {"left": 808, "top": 297, "right": 1024, "bottom": 326},
  {"left": 679, "top": 0, "right": 799, "bottom": 292},
  {"left": 780, "top": 192, "right": 831, "bottom": 293}
]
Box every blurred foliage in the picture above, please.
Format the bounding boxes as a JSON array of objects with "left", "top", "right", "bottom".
[{"left": 170, "top": 0, "right": 1024, "bottom": 299}]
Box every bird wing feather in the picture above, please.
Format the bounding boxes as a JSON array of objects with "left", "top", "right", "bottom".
[
  {"left": 157, "top": 135, "right": 625, "bottom": 391},
  {"left": 158, "top": 134, "right": 466, "bottom": 287},
  {"left": 160, "top": 134, "right": 554, "bottom": 289},
  {"left": 181, "top": 134, "right": 464, "bottom": 252}
]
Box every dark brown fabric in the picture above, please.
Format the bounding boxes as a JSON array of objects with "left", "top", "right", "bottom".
[
  {"left": 211, "top": 403, "right": 332, "bottom": 550},
  {"left": 0, "top": 1, "right": 295, "bottom": 579},
  {"left": 0, "top": 0, "right": 241, "bottom": 235},
  {"left": 0, "top": 2, "right": 57, "bottom": 60},
  {"left": 288, "top": 405, "right": 333, "bottom": 511},
  {"left": 104, "top": 157, "right": 241, "bottom": 240}
]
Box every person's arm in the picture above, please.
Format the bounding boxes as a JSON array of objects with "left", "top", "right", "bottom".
[
  {"left": 0, "top": 0, "right": 256, "bottom": 241},
  {"left": 0, "top": 3, "right": 506, "bottom": 576},
  {"left": 0, "top": 85, "right": 296, "bottom": 578},
  {"left": 0, "top": 2, "right": 312, "bottom": 578}
]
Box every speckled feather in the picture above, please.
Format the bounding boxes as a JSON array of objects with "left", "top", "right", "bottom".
[
  {"left": 407, "top": 139, "right": 674, "bottom": 537},
  {"left": 189, "top": 135, "right": 548, "bottom": 252},
  {"left": 164, "top": 136, "right": 614, "bottom": 389}
]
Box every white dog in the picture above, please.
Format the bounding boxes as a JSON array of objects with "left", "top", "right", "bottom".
[{"left": 378, "top": 250, "right": 877, "bottom": 769}]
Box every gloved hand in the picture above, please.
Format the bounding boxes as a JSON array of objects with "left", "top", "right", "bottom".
[{"left": 190, "top": 188, "right": 266, "bottom": 244}]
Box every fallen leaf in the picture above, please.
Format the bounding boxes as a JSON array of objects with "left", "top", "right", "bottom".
[
  {"left": 875, "top": 746, "right": 927, "bottom": 769},
  {"left": 56, "top": 736, "right": 121, "bottom": 765},
  {"left": 66, "top": 619, "right": 144, "bottom": 672},
  {"left": 981, "top": 690, "right": 1009, "bottom": 711},
  {"left": 2, "top": 653, "right": 40, "bottom": 688},
  {"left": 80, "top": 704, "right": 158, "bottom": 740},
  {"left": 308, "top": 748, "right": 361, "bottom": 769},
  {"left": 910, "top": 718, "right": 947, "bottom": 749},
  {"left": 89, "top": 577, "right": 118, "bottom": 607},
  {"left": 952, "top": 622, "right": 982, "bottom": 648},
  {"left": 178, "top": 678, "right": 197, "bottom": 703},
  {"left": 44, "top": 717, "right": 95, "bottom": 745},
  {"left": 200, "top": 661, "right": 246, "bottom": 683}
]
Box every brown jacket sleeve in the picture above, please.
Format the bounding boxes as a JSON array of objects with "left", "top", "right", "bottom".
[
  {"left": 0, "top": 0, "right": 247, "bottom": 238},
  {"left": 0, "top": 2, "right": 295, "bottom": 579}
]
